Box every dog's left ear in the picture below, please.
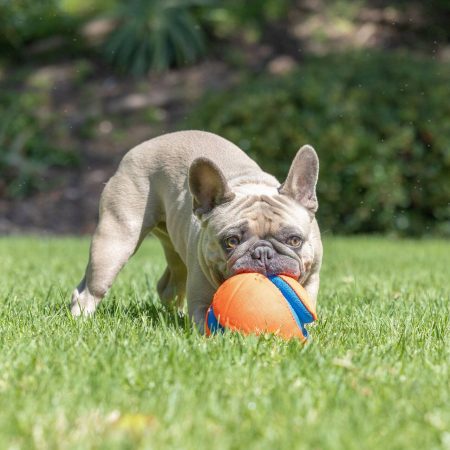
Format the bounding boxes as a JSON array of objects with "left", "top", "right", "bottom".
[
  {"left": 279, "top": 145, "right": 319, "bottom": 213},
  {"left": 189, "top": 157, "right": 235, "bottom": 218}
]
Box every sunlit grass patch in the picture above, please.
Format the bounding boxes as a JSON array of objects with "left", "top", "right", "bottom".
[{"left": 0, "top": 236, "right": 448, "bottom": 449}]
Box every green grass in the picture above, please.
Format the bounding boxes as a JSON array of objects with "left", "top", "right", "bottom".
[{"left": 0, "top": 237, "right": 449, "bottom": 450}]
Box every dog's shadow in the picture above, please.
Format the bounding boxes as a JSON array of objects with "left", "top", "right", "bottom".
[{"left": 99, "top": 296, "right": 193, "bottom": 332}]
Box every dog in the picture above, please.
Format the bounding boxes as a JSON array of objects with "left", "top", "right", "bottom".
[{"left": 71, "top": 130, "right": 322, "bottom": 331}]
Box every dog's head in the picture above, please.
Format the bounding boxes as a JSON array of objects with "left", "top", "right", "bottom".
[{"left": 189, "top": 145, "right": 319, "bottom": 287}]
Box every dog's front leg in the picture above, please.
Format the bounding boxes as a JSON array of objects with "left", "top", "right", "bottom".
[
  {"left": 186, "top": 265, "right": 216, "bottom": 333},
  {"left": 302, "top": 270, "right": 320, "bottom": 309}
]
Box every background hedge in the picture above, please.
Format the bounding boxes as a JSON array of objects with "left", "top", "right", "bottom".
[
  {"left": 0, "top": 91, "right": 79, "bottom": 198},
  {"left": 187, "top": 52, "right": 450, "bottom": 236}
]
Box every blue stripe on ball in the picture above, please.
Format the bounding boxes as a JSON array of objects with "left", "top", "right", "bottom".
[
  {"left": 207, "top": 305, "right": 225, "bottom": 334},
  {"left": 269, "top": 276, "right": 314, "bottom": 338}
]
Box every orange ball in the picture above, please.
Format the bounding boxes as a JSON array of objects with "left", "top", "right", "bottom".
[{"left": 205, "top": 273, "right": 317, "bottom": 341}]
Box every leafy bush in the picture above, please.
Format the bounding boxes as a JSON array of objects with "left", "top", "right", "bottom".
[
  {"left": 0, "top": 0, "right": 75, "bottom": 52},
  {"left": 204, "top": 0, "right": 292, "bottom": 40},
  {"left": 187, "top": 52, "right": 450, "bottom": 236},
  {"left": 0, "top": 91, "right": 79, "bottom": 198},
  {"left": 103, "top": 0, "right": 293, "bottom": 75},
  {"left": 104, "top": 0, "right": 210, "bottom": 75}
]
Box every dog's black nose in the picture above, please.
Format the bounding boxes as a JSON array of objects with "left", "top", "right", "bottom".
[{"left": 251, "top": 245, "right": 274, "bottom": 261}]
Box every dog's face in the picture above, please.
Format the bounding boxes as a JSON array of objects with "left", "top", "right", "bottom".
[{"left": 189, "top": 146, "right": 319, "bottom": 286}]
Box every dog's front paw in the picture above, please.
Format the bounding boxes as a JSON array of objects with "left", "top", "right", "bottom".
[
  {"left": 70, "top": 286, "right": 98, "bottom": 317},
  {"left": 190, "top": 306, "right": 208, "bottom": 335}
]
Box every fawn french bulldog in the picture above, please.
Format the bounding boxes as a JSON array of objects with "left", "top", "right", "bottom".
[{"left": 71, "top": 131, "right": 322, "bottom": 330}]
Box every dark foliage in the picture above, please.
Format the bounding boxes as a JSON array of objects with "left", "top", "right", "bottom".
[
  {"left": 0, "top": 0, "right": 76, "bottom": 54},
  {"left": 104, "top": 0, "right": 210, "bottom": 75},
  {"left": 0, "top": 91, "right": 79, "bottom": 198},
  {"left": 187, "top": 53, "right": 450, "bottom": 236}
]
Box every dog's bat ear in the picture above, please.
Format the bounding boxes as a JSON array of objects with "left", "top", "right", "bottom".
[
  {"left": 278, "top": 145, "right": 319, "bottom": 214},
  {"left": 189, "top": 158, "right": 235, "bottom": 217}
]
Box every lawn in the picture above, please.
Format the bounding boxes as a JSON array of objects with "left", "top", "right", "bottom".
[{"left": 0, "top": 237, "right": 448, "bottom": 450}]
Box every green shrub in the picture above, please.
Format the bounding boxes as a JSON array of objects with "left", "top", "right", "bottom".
[
  {"left": 203, "top": 0, "right": 292, "bottom": 41},
  {"left": 187, "top": 52, "right": 450, "bottom": 236},
  {"left": 104, "top": 0, "right": 210, "bottom": 75},
  {"left": 0, "top": 0, "right": 75, "bottom": 52},
  {"left": 0, "top": 91, "right": 79, "bottom": 198},
  {"left": 103, "top": 0, "right": 293, "bottom": 75}
]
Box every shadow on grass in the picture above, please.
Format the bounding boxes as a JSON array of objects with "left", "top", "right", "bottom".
[
  {"left": 49, "top": 284, "right": 193, "bottom": 333},
  {"left": 99, "top": 296, "right": 193, "bottom": 332}
]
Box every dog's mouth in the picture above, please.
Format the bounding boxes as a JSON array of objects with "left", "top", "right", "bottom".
[
  {"left": 228, "top": 257, "right": 301, "bottom": 280},
  {"left": 224, "top": 239, "right": 302, "bottom": 280},
  {"left": 232, "top": 266, "right": 300, "bottom": 279}
]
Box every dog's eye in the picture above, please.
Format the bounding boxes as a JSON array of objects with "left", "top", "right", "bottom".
[
  {"left": 286, "top": 235, "right": 302, "bottom": 248},
  {"left": 224, "top": 236, "right": 240, "bottom": 249}
]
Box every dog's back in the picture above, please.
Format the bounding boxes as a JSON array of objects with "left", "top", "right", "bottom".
[{"left": 119, "top": 130, "right": 261, "bottom": 184}]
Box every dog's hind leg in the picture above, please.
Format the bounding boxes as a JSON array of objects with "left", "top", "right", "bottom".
[
  {"left": 153, "top": 226, "right": 187, "bottom": 309},
  {"left": 71, "top": 172, "right": 156, "bottom": 316}
]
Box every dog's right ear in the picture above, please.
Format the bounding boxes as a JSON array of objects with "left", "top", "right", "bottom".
[{"left": 189, "top": 158, "right": 235, "bottom": 218}]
